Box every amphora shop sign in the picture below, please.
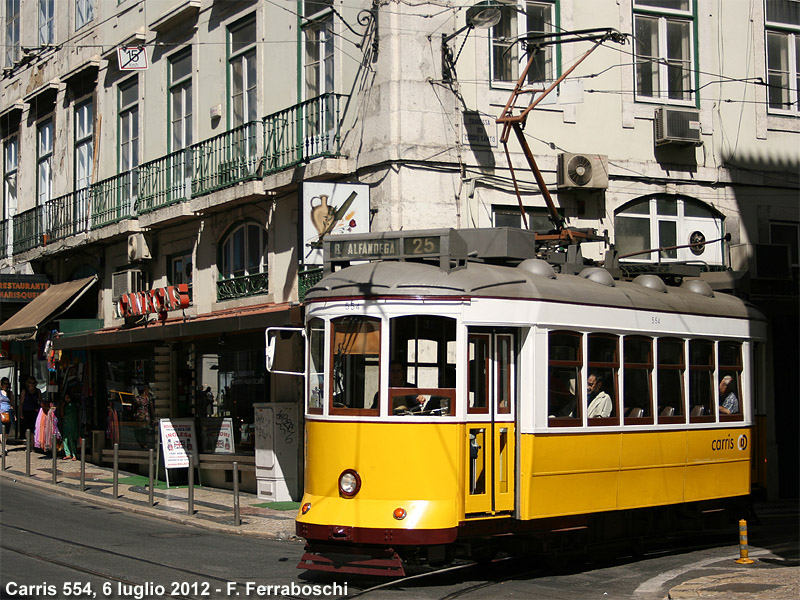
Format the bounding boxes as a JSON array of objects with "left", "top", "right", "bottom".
[{"left": 115, "top": 284, "right": 190, "bottom": 319}]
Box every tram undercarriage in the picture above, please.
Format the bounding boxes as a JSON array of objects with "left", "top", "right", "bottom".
[{"left": 297, "top": 497, "right": 750, "bottom": 577}]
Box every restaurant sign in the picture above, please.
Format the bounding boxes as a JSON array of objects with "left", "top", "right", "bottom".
[
  {"left": 116, "top": 284, "right": 190, "bottom": 319},
  {"left": 0, "top": 274, "right": 50, "bottom": 303}
]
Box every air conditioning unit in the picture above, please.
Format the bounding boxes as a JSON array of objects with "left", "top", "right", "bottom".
[
  {"left": 557, "top": 153, "right": 609, "bottom": 190},
  {"left": 112, "top": 269, "right": 143, "bottom": 299},
  {"left": 127, "top": 233, "right": 152, "bottom": 261},
  {"left": 654, "top": 107, "right": 702, "bottom": 146},
  {"left": 730, "top": 244, "right": 791, "bottom": 280}
]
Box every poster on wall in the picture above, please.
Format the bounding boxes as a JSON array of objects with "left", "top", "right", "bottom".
[
  {"left": 199, "top": 417, "right": 235, "bottom": 454},
  {"left": 301, "top": 182, "right": 370, "bottom": 265},
  {"left": 159, "top": 418, "right": 199, "bottom": 470}
]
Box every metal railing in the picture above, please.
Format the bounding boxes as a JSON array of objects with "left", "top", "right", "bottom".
[
  {"left": 216, "top": 271, "right": 269, "bottom": 301},
  {"left": 265, "top": 93, "right": 344, "bottom": 174},
  {"left": 0, "top": 219, "right": 7, "bottom": 258},
  {"left": 5, "top": 94, "right": 347, "bottom": 253},
  {"left": 298, "top": 266, "right": 324, "bottom": 301}
]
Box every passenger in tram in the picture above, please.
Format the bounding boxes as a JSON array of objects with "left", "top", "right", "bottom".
[
  {"left": 586, "top": 373, "right": 613, "bottom": 418},
  {"left": 718, "top": 375, "right": 739, "bottom": 415},
  {"left": 378, "top": 362, "right": 424, "bottom": 413}
]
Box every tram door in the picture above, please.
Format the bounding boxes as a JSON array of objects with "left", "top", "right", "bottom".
[{"left": 464, "top": 330, "right": 516, "bottom": 517}]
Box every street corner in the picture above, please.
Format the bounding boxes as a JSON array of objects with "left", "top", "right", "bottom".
[{"left": 667, "top": 564, "right": 800, "bottom": 599}]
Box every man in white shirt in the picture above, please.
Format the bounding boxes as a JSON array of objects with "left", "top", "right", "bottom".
[{"left": 586, "top": 373, "right": 612, "bottom": 418}]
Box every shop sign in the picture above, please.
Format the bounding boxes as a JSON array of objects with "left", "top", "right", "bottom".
[
  {"left": 116, "top": 284, "right": 190, "bottom": 319},
  {"left": 199, "top": 418, "right": 235, "bottom": 454},
  {"left": 159, "top": 418, "right": 198, "bottom": 469},
  {"left": 0, "top": 274, "right": 50, "bottom": 303}
]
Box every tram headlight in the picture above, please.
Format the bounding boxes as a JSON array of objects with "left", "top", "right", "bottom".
[{"left": 338, "top": 469, "right": 361, "bottom": 498}]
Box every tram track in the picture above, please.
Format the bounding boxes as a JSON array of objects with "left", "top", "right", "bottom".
[{"left": 0, "top": 522, "right": 242, "bottom": 600}]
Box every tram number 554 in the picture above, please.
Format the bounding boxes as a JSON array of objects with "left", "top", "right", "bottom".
[{"left": 651, "top": 316, "right": 661, "bottom": 326}]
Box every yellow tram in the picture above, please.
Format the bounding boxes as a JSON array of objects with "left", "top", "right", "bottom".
[{"left": 282, "top": 228, "right": 766, "bottom": 576}]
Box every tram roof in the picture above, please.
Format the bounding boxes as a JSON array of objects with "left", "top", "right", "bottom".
[{"left": 305, "top": 260, "right": 764, "bottom": 321}]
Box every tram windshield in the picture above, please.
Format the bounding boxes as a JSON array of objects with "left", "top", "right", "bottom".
[{"left": 330, "top": 316, "right": 380, "bottom": 415}]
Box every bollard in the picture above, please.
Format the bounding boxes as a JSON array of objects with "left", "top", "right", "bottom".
[
  {"left": 233, "top": 462, "right": 240, "bottom": 526},
  {"left": 51, "top": 431, "right": 57, "bottom": 484},
  {"left": 1, "top": 431, "right": 6, "bottom": 471},
  {"left": 25, "top": 430, "right": 31, "bottom": 477},
  {"left": 80, "top": 439, "right": 86, "bottom": 492},
  {"left": 113, "top": 443, "right": 119, "bottom": 499},
  {"left": 187, "top": 463, "right": 194, "bottom": 516},
  {"left": 735, "top": 519, "right": 755, "bottom": 564},
  {"left": 148, "top": 449, "right": 155, "bottom": 507}
]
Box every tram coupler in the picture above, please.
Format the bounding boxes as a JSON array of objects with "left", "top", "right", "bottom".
[{"left": 734, "top": 519, "right": 754, "bottom": 564}]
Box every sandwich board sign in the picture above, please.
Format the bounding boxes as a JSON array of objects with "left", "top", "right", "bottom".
[
  {"left": 117, "top": 47, "right": 149, "bottom": 70},
  {"left": 159, "top": 418, "right": 199, "bottom": 487}
]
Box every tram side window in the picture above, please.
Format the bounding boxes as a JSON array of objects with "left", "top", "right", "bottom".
[
  {"left": 390, "top": 315, "right": 456, "bottom": 416},
  {"left": 657, "top": 338, "right": 685, "bottom": 422},
  {"left": 469, "top": 334, "right": 490, "bottom": 414},
  {"left": 330, "top": 316, "right": 380, "bottom": 415},
  {"left": 548, "top": 331, "right": 582, "bottom": 425},
  {"left": 719, "top": 341, "right": 743, "bottom": 422},
  {"left": 689, "top": 339, "right": 715, "bottom": 422},
  {"left": 308, "top": 317, "right": 325, "bottom": 415},
  {"left": 587, "top": 334, "right": 619, "bottom": 424},
  {"left": 623, "top": 336, "right": 653, "bottom": 423}
]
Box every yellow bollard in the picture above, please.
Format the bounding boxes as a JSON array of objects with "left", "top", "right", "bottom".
[{"left": 735, "top": 519, "right": 754, "bottom": 564}]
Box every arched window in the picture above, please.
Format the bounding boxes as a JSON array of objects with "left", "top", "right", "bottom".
[
  {"left": 217, "top": 221, "right": 268, "bottom": 301},
  {"left": 614, "top": 195, "right": 724, "bottom": 266}
]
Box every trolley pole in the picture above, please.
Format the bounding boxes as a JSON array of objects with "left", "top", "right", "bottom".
[{"left": 735, "top": 519, "right": 755, "bottom": 564}]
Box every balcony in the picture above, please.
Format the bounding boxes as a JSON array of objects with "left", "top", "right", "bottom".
[
  {"left": 216, "top": 271, "right": 269, "bottom": 302},
  {"left": 4, "top": 94, "right": 346, "bottom": 256}
]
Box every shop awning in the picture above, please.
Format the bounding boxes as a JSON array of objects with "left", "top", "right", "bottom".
[
  {"left": 54, "top": 301, "right": 296, "bottom": 350},
  {"left": 0, "top": 275, "right": 98, "bottom": 342}
]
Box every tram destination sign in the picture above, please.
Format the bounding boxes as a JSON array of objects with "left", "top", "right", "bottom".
[
  {"left": 329, "top": 236, "right": 441, "bottom": 260},
  {"left": 324, "top": 229, "right": 467, "bottom": 273}
]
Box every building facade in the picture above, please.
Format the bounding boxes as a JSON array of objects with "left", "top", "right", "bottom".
[{"left": 1, "top": 0, "right": 797, "bottom": 497}]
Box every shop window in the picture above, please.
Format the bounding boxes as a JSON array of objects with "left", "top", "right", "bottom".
[
  {"left": 623, "top": 336, "right": 653, "bottom": 423},
  {"left": 102, "top": 357, "right": 157, "bottom": 451},
  {"left": 548, "top": 331, "right": 582, "bottom": 426},
  {"left": 217, "top": 221, "right": 268, "bottom": 301},
  {"left": 330, "top": 316, "right": 380, "bottom": 415},
  {"left": 657, "top": 337, "right": 686, "bottom": 422},
  {"left": 689, "top": 339, "right": 714, "bottom": 422},
  {"left": 389, "top": 315, "right": 456, "bottom": 416},
  {"left": 587, "top": 333, "right": 619, "bottom": 424},
  {"left": 719, "top": 341, "right": 743, "bottom": 422}
]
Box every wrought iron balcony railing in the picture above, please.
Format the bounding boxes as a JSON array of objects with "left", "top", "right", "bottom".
[
  {"left": 5, "top": 94, "right": 346, "bottom": 255},
  {"left": 216, "top": 271, "right": 269, "bottom": 301}
]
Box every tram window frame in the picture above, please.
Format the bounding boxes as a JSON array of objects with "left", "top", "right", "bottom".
[
  {"left": 307, "top": 317, "right": 325, "bottom": 415},
  {"left": 468, "top": 334, "right": 491, "bottom": 415},
  {"left": 389, "top": 315, "right": 457, "bottom": 417},
  {"left": 718, "top": 341, "right": 744, "bottom": 423},
  {"left": 688, "top": 339, "right": 715, "bottom": 423},
  {"left": 496, "top": 333, "right": 513, "bottom": 415},
  {"left": 329, "top": 316, "right": 380, "bottom": 417},
  {"left": 657, "top": 337, "right": 686, "bottom": 424},
  {"left": 623, "top": 336, "right": 654, "bottom": 425},
  {"left": 547, "top": 330, "right": 582, "bottom": 427},
  {"left": 587, "top": 333, "right": 620, "bottom": 426}
]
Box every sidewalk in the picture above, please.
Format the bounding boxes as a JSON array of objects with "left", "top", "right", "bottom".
[{"left": 0, "top": 439, "right": 297, "bottom": 540}]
